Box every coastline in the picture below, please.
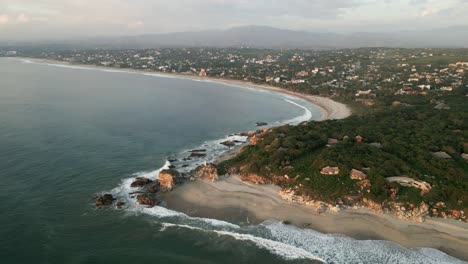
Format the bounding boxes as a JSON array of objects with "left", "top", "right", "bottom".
[
  {"left": 15, "top": 57, "right": 351, "bottom": 121},
  {"left": 14, "top": 57, "right": 468, "bottom": 261},
  {"left": 161, "top": 175, "right": 468, "bottom": 261}
]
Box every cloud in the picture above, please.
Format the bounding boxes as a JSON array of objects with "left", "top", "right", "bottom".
[
  {"left": 17, "top": 13, "right": 29, "bottom": 23},
  {"left": 0, "top": 0, "right": 467, "bottom": 40},
  {"left": 0, "top": 14, "right": 9, "bottom": 25},
  {"left": 127, "top": 20, "right": 144, "bottom": 30},
  {"left": 419, "top": 6, "right": 436, "bottom": 17}
]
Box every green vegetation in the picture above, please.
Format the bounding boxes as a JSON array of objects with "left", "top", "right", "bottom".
[{"left": 220, "top": 88, "right": 468, "bottom": 213}]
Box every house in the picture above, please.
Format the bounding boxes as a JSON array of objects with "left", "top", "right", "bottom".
[
  {"left": 440, "top": 86, "right": 453, "bottom": 92},
  {"left": 355, "top": 90, "right": 372, "bottom": 96},
  {"left": 386, "top": 176, "right": 432, "bottom": 195},
  {"left": 350, "top": 169, "right": 368, "bottom": 180},
  {"left": 296, "top": 71, "right": 309, "bottom": 77},
  {"left": 431, "top": 151, "right": 452, "bottom": 159},
  {"left": 321, "top": 166, "right": 340, "bottom": 175},
  {"left": 327, "top": 138, "right": 339, "bottom": 146}
]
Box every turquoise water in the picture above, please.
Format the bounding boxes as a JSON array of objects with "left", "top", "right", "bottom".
[{"left": 0, "top": 58, "right": 464, "bottom": 264}]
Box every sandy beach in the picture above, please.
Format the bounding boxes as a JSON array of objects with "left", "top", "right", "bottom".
[
  {"left": 16, "top": 57, "right": 468, "bottom": 261},
  {"left": 162, "top": 175, "right": 468, "bottom": 261},
  {"left": 17, "top": 57, "right": 351, "bottom": 121}
]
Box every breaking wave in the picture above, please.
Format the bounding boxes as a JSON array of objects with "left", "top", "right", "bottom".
[{"left": 35, "top": 57, "right": 463, "bottom": 263}]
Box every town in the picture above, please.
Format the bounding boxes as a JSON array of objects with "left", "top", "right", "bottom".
[{"left": 2, "top": 47, "right": 467, "bottom": 109}]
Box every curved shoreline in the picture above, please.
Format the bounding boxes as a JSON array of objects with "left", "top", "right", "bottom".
[
  {"left": 13, "top": 57, "right": 467, "bottom": 261},
  {"left": 15, "top": 57, "right": 351, "bottom": 121},
  {"left": 162, "top": 175, "right": 468, "bottom": 261}
]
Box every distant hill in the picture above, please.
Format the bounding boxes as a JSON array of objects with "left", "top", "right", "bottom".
[{"left": 5, "top": 25, "right": 468, "bottom": 49}]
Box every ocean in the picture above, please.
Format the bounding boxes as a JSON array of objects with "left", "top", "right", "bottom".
[{"left": 0, "top": 58, "right": 464, "bottom": 264}]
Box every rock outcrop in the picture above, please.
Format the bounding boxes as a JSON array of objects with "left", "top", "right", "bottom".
[
  {"left": 158, "top": 169, "right": 179, "bottom": 191},
  {"left": 130, "top": 177, "right": 153, "bottom": 187},
  {"left": 95, "top": 194, "right": 115, "bottom": 206},
  {"left": 350, "top": 169, "right": 367, "bottom": 180},
  {"left": 190, "top": 152, "right": 207, "bottom": 158},
  {"left": 239, "top": 173, "right": 270, "bottom": 184},
  {"left": 136, "top": 195, "right": 159, "bottom": 207},
  {"left": 220, "top": 141, "right": 236, "bottom": 147},
  {"left": 193, "top": 164, "right": 219, "bottom": 182}
]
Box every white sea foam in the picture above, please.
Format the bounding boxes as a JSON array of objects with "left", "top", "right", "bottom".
[
  {"left": 160, "top": 222, "right": 325, "bottom": 262},
  {"left": 281, "top": 99, "right": 314, "bottom": 125},
  {"left": 107, "top": 161, "right": 240, "bottom": 229},
  {"left": 56, "top": 56, "right": 463, "bottom": 263},
  {"left": 261, "top": 220, "right": 465, "bottom": 264}
]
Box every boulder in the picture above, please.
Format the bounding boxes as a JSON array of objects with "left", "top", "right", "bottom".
[
  {"left": 256, "top": 122, "right": 268, "bottom": 127},
  {"left": 350, "top": 169, "right": 368, "bottom": 180},
  {"left": 220, "top": 141, "right": 236, "bottom": 147},
  {"left": 130, "top": 177, "right": 153, "bottom": 187},
  {"left": 249, "top": 135, "right": 259, "bottom": 145},
  {"left": 136, "top": 195, "right": 159, "bottom": 208},
  {"left": 362, "top": 198, "right": 382, "bottom": 211},
  {"left": 158, "top": 169, "right": 179, "bottom": 191},
  {"left": 193, "top": 164, "right": 219, "bottom": 182},
  {"left": 239, "top": 174, "right": 270, "bottom": 184},
  {"left": 190, "top": 152, "right": 207, "bottom": 158},
  {"left": 147, "top": 184, "right": 160, "bottom": 193},
  {"left": 317, "top": 204, "right": 328, "bottom": 214},
  {"left": 96, "top": 194, "right": 115, "bottom": 206},
  {"left": 462, "top": 153, "right": 468, "bottom": 161}
]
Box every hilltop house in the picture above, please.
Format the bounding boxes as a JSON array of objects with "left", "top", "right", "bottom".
[{"left": 321, "top": 166, "right": 340, "bottom": 175}]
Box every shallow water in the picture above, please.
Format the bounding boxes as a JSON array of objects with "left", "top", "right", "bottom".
[{"left": 0, "top": 58, "right": 465, "bottom": 264}]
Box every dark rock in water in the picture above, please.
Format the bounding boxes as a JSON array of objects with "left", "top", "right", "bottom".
[
  {"left": 168, "top": 165, "right": 176, "bottom": 169},
  {"left": 147, "top": 184, "right": 160, "bottom": 193},
  {"left": 256, "top": 122, "right": 268, "bottom": 126},
  {"left": 183, "top": 157, "right": 192, "bottom": 161},
  {"left": 181, "top": 164, "right": 189, "bottom": 168},
  {"left": 190, "top": 152, "right": 207, "bottom": 158},
  {"left": 129, "top": 191, "right": 144, "bottom": 195},
  {"left": 96, "top": 194, "right": 115, "bottom": 206},
  {"left": 130, "top": 177, "right": 153, "bottom": 187},
  {"left": 233, "top": 140, "right": 244, "bottom": 143},
  {"left": 168, "top": 159, "right": 178, "bottom": 162},
  {"left": 189, "top": 149, "right": 207, "bottom": 153},
  {"left": 116, "top": 202, "right": 125, "bottom": 208},
  {"left": 220, "top": 141, "right": 236, "bottom": 147},
  {"left": 136, "top": 195, "right": 159, "bottom": 208}
]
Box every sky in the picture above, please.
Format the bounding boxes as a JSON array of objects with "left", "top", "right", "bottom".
[{"left": 0, "top": 0, "right": 468, "bottom": 40}]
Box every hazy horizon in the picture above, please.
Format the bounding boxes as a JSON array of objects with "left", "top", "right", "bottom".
[{"left": 1, "top": 0, "right": 468, "bottom": 41}]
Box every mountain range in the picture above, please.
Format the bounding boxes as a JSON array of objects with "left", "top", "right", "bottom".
[{"left": 4, "top": 25, "right": 468, "bottom": 49}]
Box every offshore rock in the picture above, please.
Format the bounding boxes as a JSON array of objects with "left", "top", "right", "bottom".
[
  {"left": 130, "top": 177, "right": 153, "bottom": 187},
  {"left": 95, "top": 194, "right": 115, "bottom": 206},
  {"left": 220, "top": 141, "right": 236, "bottom": 147},
  {"left": 136, "top": 195, "right": 159, "bottom": 208}
]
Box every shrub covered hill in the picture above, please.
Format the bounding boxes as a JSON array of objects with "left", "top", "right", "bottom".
[{"left": 219, "top": 86, "right": 468, "bottom": 222}]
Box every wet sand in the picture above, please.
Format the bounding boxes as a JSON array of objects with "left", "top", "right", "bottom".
[{"left": 162, "top": 175, "right": 468, "bottom": 261}]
